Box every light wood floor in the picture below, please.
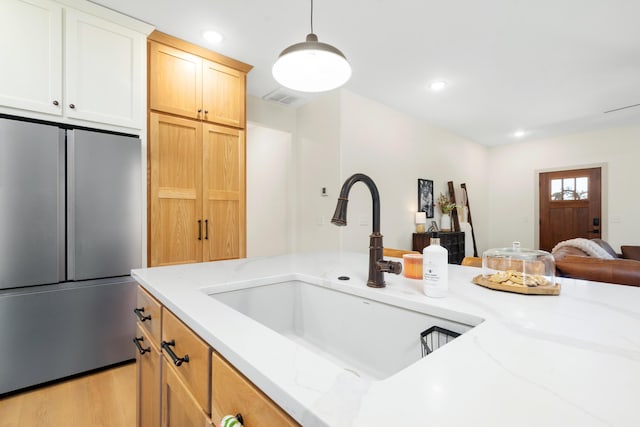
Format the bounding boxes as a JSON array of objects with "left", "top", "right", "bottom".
[{"left": 0, "top": 362, "right": 135, "bottom": 427}]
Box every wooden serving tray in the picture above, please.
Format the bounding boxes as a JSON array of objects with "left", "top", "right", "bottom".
[{"left": 472, "top": 275, "right": 561, "bottom": 295}]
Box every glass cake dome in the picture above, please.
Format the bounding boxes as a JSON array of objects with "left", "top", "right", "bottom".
[{"left": 482, "top": 242, "right": 556, "bottom": 288}]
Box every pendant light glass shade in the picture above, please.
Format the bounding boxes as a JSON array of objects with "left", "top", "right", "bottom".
[{"left": 272, "top": 18, "right": 351, "bottom": 92}]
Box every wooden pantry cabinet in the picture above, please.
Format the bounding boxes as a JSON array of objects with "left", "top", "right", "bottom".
[
  {"left": 147, "top": 32, "right": 251, "bottom": 267},
  {"left": 133, "top": 285, "right": 299, "bottom": 427}
]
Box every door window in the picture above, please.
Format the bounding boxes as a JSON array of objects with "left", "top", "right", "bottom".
[{"left": 550, "top": 176, "right": 589, "bottom": 200}]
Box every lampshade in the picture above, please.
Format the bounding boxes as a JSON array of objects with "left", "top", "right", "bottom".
[
  {"left": 415, "top": 212, "right": 427, "bottom": 224},
  {"left": 272, "top": 33, "right": 352, "bottom": 93}
]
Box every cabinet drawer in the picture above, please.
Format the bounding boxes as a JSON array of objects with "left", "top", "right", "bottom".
[
  {"left": 211, "top": 353, "right": 299, "bottom": 427},
  {"left": 162, "top": 308, "right": 211, "bottom": 414},
  {"left": 135, "top": 286, "right": 162, "bottom": 344}
]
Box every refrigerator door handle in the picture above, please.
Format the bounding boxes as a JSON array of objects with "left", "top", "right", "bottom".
[
  {"left": 66, "top": 130, "right": 76, "bottom": 281},
  {"left": 58, "top": 129, "right": 66, "bottom": 283}
]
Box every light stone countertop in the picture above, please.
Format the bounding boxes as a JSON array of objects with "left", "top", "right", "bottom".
[{"left": 132, "top": 252, "right": 640, "bottom": 426}]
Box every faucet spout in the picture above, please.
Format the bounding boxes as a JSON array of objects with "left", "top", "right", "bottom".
[
  {"left": 331, "top": 173, "right": 401, "bottom": 287},
  {"left": 331, "top": 173, "right": 380, "bottom": 232}
]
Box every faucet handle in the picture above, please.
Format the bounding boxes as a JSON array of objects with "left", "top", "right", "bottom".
[{"left": 377, "top": 259, "right": 403, "bottom": 275}]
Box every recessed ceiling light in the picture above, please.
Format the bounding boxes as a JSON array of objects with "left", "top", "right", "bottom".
[
  {"left": 428, "top": 81, "right": 447, "bottom": 91},
  {"left": 202, "top": 30, "right": 223, "bottom": 44},
  {"left": 513, "top": 130, "right": 526, "bottom": 138}
]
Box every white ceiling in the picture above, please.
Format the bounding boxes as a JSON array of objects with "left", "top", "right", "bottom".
[{"left": 93, "top": 0, "right": 640, "bottom": 145}]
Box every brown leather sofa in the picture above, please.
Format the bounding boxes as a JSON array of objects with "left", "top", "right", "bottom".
[{"left": 553, "top": 239, "right": 640, "bottom": 286}]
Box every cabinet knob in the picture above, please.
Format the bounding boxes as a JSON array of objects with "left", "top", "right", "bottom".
[
  {"left": 204, "top": 109, "right": 209, "bottom": 114},
  {"left": 52, "top": 100, "right": 59, "bottom": 106},
  {"left": 69, "top": 103, "right": 76, "bottom": 109},
  {"left": 197, "top": 109, "right": 202, "bottom": 113}
]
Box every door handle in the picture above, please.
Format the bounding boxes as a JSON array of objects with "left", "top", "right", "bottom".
[
  {"left": 198, "top": 220, "right": 202, "bottom": 240},
  {"left": 161, "top": 340, "right": 189, "bottom": 366},
  {"left": 205, "top": 219, "right": 209, "bottom": 240},
  {"left": 133, "top": 336, "right": 150, "bottom": 355},
  {"left": 133, "top": 307, "right": 151, "bottom": 322}
]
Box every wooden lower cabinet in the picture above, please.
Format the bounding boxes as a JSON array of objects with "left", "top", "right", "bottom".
[
  {"left": 135, "top": 285, "right": 298, "bottom": 426},
  {"left": 161, "top": 308, "right": 211, "bottom": 413},
  {"left": 135, "top": 326, "right": 162, "bottom": 427},
  {"left": 162, "top": 359, "right": 212, "bottom": 427},
  {"left": 211, "top": 353, "right": 299, "bottom": 427}
]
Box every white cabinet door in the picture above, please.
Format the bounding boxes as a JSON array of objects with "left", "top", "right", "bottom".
[
  {"left": 0, "top": 0, "right": 62, "bottom": 116},
  {"left": 65, "top": 9, "right": 143, "bottom": 129}
]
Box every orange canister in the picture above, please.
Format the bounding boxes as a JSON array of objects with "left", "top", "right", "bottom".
[{"left": 403, "top": 253, "right": 423, "bottom": 279}]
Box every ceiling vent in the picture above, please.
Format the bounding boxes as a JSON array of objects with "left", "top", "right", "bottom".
[{"left": 262, "top": 87, "right": 308, "bottom": 107}]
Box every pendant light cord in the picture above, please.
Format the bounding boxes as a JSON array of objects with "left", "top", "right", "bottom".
[{"left": 310, "top": 0, "right": 314, "bottom": 34}]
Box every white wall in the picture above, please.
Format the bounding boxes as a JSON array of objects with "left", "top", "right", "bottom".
[
  {"left": 294, "top": 91, "right": 342, "bottom": 252},
  {"left": 246, "top": 96, "right": 297, "bottom": 256},
  {"left": 487, "top": 125, "right": 640, "bottom": 251},
  {"left": 337, "top": 90, "right": 490, "bottom": 254},
  {"left": 246, "top": 124, "right": 293, "bottom": 257},
  {"left": 248, "top": 91, "right": 639, "bottom": 258}
]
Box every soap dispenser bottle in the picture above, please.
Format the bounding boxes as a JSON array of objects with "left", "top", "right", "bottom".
[{"left": 423, "top": 231, "right": 448, "bottom": 297}]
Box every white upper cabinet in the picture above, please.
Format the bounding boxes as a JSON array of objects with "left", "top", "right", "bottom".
[
  {"left": 65, "top": 9, "right": 143, "bottom": 128},
  {"left": 0, "top": 0, "right": 151, "bottom": 131},
  {"left": 0, "top": 0, "right": 63, "bottom": 116}
]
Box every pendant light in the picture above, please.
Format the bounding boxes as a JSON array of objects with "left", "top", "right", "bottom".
[{"left": 272, "top": 0, "right": 352, "bottom": 93}]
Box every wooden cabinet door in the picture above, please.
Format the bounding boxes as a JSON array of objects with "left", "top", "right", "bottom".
[
  {"left": 149, "top": 113, "right": 203, "bottom": 266},
  {"left": 202, "top": 60, "right": 245, "bottom": 128},
  {"left": 161, "top": 309, "right": 211, "bottom": 414},
  {"left": 162, "top": 360, "right": 212, "bottom": 427},
  {"left": 135, "top": 326, "right": 162, "bottom": 427},
  {"left": 202, "top": 124, "right": 246, "bottom": 261},
  {"left": 65, "top": 9, "right": 144, "bottom": 129},
  {"left": 149, "top": 42, "right": 202, "bottom": 120},
  {"left": 211, "top": 353, "right": 299, "bottom": 427},
  {"left": 0, "top": 0, "right": 62, "bottom": 116}
]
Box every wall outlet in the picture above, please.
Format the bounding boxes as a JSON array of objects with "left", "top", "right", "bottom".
[{"left": 611, "top": 215, "right": 622, "bottom": 223}]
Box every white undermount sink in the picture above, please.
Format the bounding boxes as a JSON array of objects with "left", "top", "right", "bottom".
[{"left": 207, "top": 277, "right": 479, "bottom": 380}]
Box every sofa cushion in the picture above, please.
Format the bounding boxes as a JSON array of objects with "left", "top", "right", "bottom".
[
  {"left": 621, "top": 245, "right": 640, "bottom": 261},
  {"left": 555, "top": 256, "right": 640, "bottom": 286}
]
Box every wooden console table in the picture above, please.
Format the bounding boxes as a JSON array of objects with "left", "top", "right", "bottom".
[{"left": 412, "top": 232, "right": 465, "bottom": 264}]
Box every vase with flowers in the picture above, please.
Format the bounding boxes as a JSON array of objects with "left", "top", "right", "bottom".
[{"left": 437, "top": 193, "right": 457, "bottom": 231}]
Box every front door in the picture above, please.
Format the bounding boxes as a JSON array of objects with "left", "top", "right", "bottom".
[{"left": 539, "top": 167, "right": 602, "bottom": 252}]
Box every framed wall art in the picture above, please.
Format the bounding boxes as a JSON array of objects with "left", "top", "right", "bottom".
[{"left": 418, "top": 179, "right": 434, "bottom": 218}]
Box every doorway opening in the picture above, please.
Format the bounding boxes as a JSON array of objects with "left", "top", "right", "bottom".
[{"left": 538, "top": 167, "right": 602, "bottom": 252}]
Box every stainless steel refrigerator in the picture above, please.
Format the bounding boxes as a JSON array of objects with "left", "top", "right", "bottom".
[{"left": 0, "top": 116, "right": 141, "bottom": 395}]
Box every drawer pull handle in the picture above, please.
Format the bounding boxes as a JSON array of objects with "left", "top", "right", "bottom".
[
  {"left": 161, "top": 339, "right": 189, "bottom": 366},
  {"left": 133, "top": 336, "right": 150, "bottom": 355},
  {"left": 205, "top": 219, "right": 209, "bottom": 240},
  {"left": 198, "top": 219, "right": 202, "bottom": 240},
  {"left": 134, "top": 307, "right": 151, "bottom": 322}
]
